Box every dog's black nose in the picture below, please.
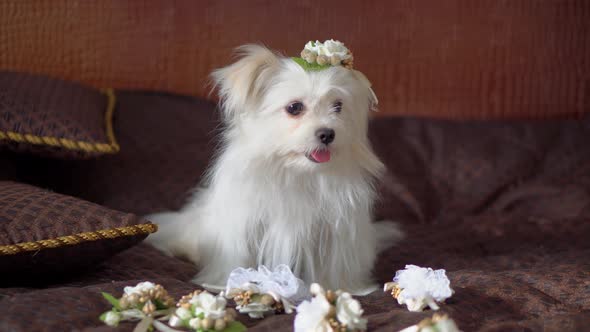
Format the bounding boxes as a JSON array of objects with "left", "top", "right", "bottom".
[{"left": 316, "top": 128, "right": 335, "bottom": 145}]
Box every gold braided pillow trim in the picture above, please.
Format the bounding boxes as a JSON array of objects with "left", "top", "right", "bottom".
[
  {"left": 0, "top": 223, "right": 157, "bottom": 256},
  {"left": 0, "top": 88, "right": 120, "bottom": 154}
]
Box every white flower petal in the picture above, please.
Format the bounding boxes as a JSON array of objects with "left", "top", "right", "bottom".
[
  {"left": 175, "top": 307, "right": 192, "bottom": 320},
  {"left": 225, "top": 264, "right": 309, "bottom": 305},
  {"left": 303, "top": 39, "right": 352, "bottom": 62},
  {"left": 123, "top": 281, "right": 156, "bottom": 295},
  {"left": 189, "top": 291, "right": 228, "bottom": 320},
  {"left": 237, "top": 302, "right": 274, "bottom": 319},
  {"left": 435, "top": 317, "right": 461, "bottom": 332},
  {"left": 336, "top": 292, "right": 367, "bottom": 331},
  {"left": 104, "top": 311, "right": 121, "bottom": 327},
  {"left": 189, "top": 317, "right": 202, "bottom": 329},
  {"left": 398, "top": 316, "right": 461, "bottom": 332},
  {"left": 168, "top": 315, "right": 183, "bottom": 327},
  {"left": 294, "top": 293, "right": 333, "bottom": 332},
  {"left": 392, "top": 265, "right": 453, "bottom": 312},
  {"left": 309, "top": 283, "right": 324, "bottom": 296}
]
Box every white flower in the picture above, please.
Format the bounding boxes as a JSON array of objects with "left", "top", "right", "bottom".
[
  {"left": 226, "top": 264, "right": 308, "bottom": 318},
  {"left": 404, "top": 298, "right": 435, "bottom": 312},
  {"left": 304, "top": 40, "right": 352, "bottom": 60},
  {"left": 398, "top": 315, "right": 461, "bottom": 332},
  {"left": 322, "top": 39, "right": 352, "bottom": 59},
  {"left": 237, "top": 302, "right": 273, "bottom": 319},
  {"left": 103, "top": 311, "right": 121, "bottom": 327},
  {"left": 168, "top": 315, "right": 183, "bottom": 328},
  {"left": 190, "top": 291, "right": 227, "bottom": 320},
  {"left": 295, "top": 283, "right": 368, "bottom": 332},
  {"left": 335, "top": 292, "right": 367, "bottom": 331},
  {"left": 433, "top": 318, "right": 461, "bottom": 332},
  {"left": 168, "top": 306, "right": 194, "bottom": 328},
  {"left": 225, "top": 264, "right": 308, "bottom": 303},
  {"left": 304, "top": 41, "right": 322, "bottom": 55},
  {"left": 123, "top": 281, "right": 156, "bottom": 296},
  {"left": 392, "top": 265, "right": 453, "bottom": 312},
  {"left": 175, "top": 307, "right": 193, "bottom": 320},
  {"left": 309, "top": 283, "right": 324, "bottom": 296},
  {"left": 294, "top": 292, "right": 333, "bottom": 332},
  {"left": 398, "top": 326, "right": 420, "bottom": 332},
  {"left": 188, "top": 317, "right": 202, "bottom": 329}
]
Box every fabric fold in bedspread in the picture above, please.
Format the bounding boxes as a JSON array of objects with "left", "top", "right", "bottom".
[{"left": 0, "top": 94, "right": 589, "bottom": 331}]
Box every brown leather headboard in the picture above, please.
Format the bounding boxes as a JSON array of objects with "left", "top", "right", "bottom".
[{"left": 1, "top": 1, "right": 588, "bottom": 119}]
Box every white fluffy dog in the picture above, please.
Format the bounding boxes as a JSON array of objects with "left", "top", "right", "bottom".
[{"left": 147, "top": 44, "right": 400, "bottom": 294}]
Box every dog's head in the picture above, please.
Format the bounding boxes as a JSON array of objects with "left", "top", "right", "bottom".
[{"left": 212, "top": 44, "right": 383, "bottom": 176}]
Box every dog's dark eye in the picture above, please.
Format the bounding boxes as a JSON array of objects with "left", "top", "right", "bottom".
[
  {"left": 333, "top": 101, "right": 343, "bottom": 113},
  {"left": 286, "top": 102, "right": 304, "bottom": 116}
]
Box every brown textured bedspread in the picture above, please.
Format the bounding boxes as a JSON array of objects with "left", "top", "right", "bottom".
[{"left": 1, "top": 92, "right": 589, "bottom": 331}]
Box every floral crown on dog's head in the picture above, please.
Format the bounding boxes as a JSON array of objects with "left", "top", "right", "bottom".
[{"left": 292, "top": 39, "right": 354, "bottom": 71}]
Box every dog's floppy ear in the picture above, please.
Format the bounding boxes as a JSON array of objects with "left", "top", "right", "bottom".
[
  {"left": 211, "top": 44, "right": 280, "bottom": 120},
  {"left": 351, "top": 69, "right": 378, "bottom": 112}
]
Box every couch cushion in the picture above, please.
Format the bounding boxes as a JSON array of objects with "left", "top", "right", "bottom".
[
  {"left": 370, "top": 115, "right": 590, "bottom": 224},
  {"left": 4, "top": 91, "right": 218, "bottom": 215},
  {"left": 0, "top": 181, "right": 156, "bottom": 278},
  {"left": 5, "top": 93, "right": 590, "bottom": 225},
  {"left": 1, "top": 101, "right": 590, "bottom": 330},
  {"left": 0, "top": 71, "right": 119, "bottom": 158}
]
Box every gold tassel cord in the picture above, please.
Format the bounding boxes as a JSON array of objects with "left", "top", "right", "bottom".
[
  {"left": 0, "top": 223, "right": 157, "bottom": 255},
  {"left": 0, "top": 88, "right": 120, "bottom": 153}
]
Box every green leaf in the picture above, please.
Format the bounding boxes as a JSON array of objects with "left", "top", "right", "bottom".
[
  {"left": 101, "top": 292, "right": 122, "bottom": 311},
  {"left": 291, "top": 57, "right": 331, "bottom": 72},
  {"left": 197, "top": 312, "right": 205, "bottom": 320},
  {"left": 182, "top": 318, "right": 190, "bottom": 328},
  {"left": 153, "top": 299, "right": 169, "bottom": 310},
  {"left": 224, "top": 321, "right": 247, "bottom": 332}
]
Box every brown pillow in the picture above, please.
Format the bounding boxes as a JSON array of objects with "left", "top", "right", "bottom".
[
  {"left": 4, "top": 91, "right": 219, "bottom": 216},
  {"left": 0, "top": 71, "right": 119, "bottom": 159},
  {"left": 0, "top": 181, "right": 156, "bottom": 278}
]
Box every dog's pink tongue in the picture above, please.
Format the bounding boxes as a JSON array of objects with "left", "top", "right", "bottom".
[{"left": 311, "top": 150, "right": 331, "bottom": 163}]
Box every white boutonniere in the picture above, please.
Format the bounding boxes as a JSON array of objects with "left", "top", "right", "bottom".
[
  {"left": 296, "top": 39, "right": 354, "bottom": 70},
  {"left": 168, "top": 290, "right": 246, "bottom": 332},
  {"left": 294, "top": 283, "right": 367, "bottom": 332},
  {"left": 99, "top": 282, "right": 176, "bottom": 331},
  {"left": 384, "top": 265, "right": 454, "bottom": 312},
  {"left": 99, "top": 282, "right": 246, "bottom": 332},
  {"left": 225, "top": 264, "right": 309, "bottom": 318}
]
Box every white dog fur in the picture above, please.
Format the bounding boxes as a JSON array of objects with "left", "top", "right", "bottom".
[{"left": 146, "top": 45, "right": 401, "bottom": 294}]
